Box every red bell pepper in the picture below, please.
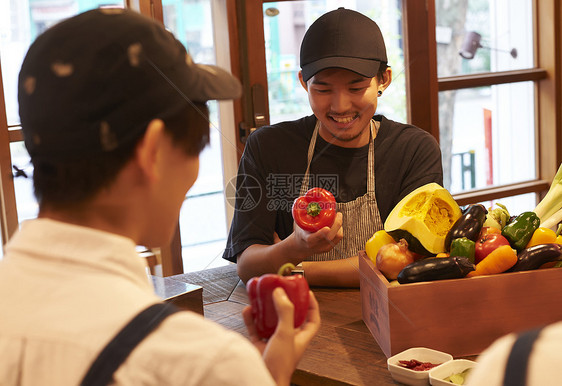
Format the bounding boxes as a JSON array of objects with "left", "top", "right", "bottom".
[
  {"left": 246, "top": 263, "right": 310, "bottom": 339},
  {"left": 292, "top": 187, "right": 337, "bottom": 232}
]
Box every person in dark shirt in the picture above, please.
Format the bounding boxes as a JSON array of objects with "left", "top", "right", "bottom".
[{"left": 224, "top": 8, "right": 443, "bottom": 287}]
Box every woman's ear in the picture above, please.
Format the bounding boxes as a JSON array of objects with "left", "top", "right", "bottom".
[
  {"left": 135, "top": 119, "right": 166, "bottom": 182},
  {"left": 298, "top": 70, "right": 308, "bottom": 91}
]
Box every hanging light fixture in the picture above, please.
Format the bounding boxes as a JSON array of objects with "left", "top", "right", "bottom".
[
  {"left": 265, "top": 7, "right": 280, "bottom": 17},
  {"left": 459, "top": 31, "right": 518, "bottom": 60}
]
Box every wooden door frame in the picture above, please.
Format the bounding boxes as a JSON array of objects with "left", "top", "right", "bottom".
[
  {"left": 0, "top": 59, "right": 18, "bottom": 246},
  {"left": 128, "top": 0, "right": 183, "bottom": 276}
]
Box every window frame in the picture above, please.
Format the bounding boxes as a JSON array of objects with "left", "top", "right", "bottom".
[
  {"left": 404, "top": 0, "right": 560, "bottom": 206},
  {"left": 230, "top": 0, "right": 561, "bottom": 206},
  {"left": 0, "top": 60, "right": 18, "bottom": 245}
]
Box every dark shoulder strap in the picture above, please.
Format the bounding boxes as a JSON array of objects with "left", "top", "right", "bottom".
[
  {"left": 503, "top": 326, "right": 544, "bottom": 386},
  {"left": 81, "top": 303, "right": 181, "bottom": 386}
]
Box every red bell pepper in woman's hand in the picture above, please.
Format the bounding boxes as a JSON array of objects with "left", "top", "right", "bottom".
[
  {"left": 292, "top": 187, "right": 337, "bottom": 232},
  {"left": 246, "top": 263, "right": 310, "bottom": 339}
]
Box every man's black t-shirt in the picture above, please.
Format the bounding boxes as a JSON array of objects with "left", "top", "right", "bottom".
[{"left": 223, "top": 115, "right": 443, "bottom": 263}]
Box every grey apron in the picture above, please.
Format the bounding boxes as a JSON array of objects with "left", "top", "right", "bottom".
[{"left": 299, "top": 120, "right": 383, "bottom": 261}]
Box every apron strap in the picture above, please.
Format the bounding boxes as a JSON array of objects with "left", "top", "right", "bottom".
[
  {"left": 366, "top": 120, "right": 378, "bottom": 193},
  {"left": 299, "top": 121, "right": 320, "bottom": 195},
  {"left": 300, "top": 120, "right": 378, "bottom": 195},
  {"left": 502, "top": 326, "right": 544, "bottom": 386},
  {"left": 81, "top": 303, "right": 181, "bottom": 386}
]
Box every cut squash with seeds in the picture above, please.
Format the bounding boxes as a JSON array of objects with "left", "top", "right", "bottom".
[{"left": 384, "top": 183, "right": 462, "bottom": 255}]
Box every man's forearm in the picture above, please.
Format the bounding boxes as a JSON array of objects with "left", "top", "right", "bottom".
[
  {"left": 238, "top": 243, "right": 360, "bottom": 288},
  {"left": 302, "top": 256, "right": 360, "bottom": 287},
  {"left": 237, "top": 234, "right": 309, "bottom": 283}
]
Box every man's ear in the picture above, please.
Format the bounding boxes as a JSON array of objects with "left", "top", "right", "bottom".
[
  {"left": 380, "top": 67, "right": 393, "bottom": 91},
  {"left": 298, "top": 70, "right": 308, "bottom": 91},
  {"left": 135, "top": 119, "right": 166, "bottom": 182}
]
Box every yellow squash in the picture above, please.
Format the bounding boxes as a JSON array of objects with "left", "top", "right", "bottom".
[{"left": 384, "top": 183, "right": 462, "bottom": 255}]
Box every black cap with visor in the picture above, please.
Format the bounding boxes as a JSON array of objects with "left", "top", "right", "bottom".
[
  {"left": 300, "top": 8, "right": 388, "bottom": 82},
  {"left": 18, "top": 8, "right": 242, "bottom": 161}
]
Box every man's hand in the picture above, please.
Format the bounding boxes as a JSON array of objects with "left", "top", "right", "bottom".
[
  {"left": 243, "top": 287, "right": 321, "bottom": 386},
  {"left": 293, "top": 211, "right": 343, "bottom": 254},
  {"left": 236, "top": 213, "right": 342, "bottom": 284}
]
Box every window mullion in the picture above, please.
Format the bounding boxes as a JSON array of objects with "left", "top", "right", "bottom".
[
  {"left": 402, "top": 0, "right": 440, "bottom": 140},
  {"left": 438, "top": 68, "right": 548, "bottom": 91}
]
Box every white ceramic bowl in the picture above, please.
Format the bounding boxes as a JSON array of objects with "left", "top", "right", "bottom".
[
  {"left": 387, "top": 347, "right": 453, "bottom": 386},
  {"left": 429, "top": 359, "right": 477, "bottom": 385}
]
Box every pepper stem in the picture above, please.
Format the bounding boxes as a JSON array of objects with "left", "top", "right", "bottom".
[
  {"left": 557, "top": 223, "right": 562, "bottom": 237},
  {"left": 278, "top": 262, "right": 296, "bottom": 276},
  {"left": 306, "top": 202, "right": 322, "bottom": 217}
]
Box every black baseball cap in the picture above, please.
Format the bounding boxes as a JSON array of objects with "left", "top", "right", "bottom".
[
  {"left": 300, "top": 8, "right": 388, "bottom": 82},
  {"left": 18, "top": 8, "right": 242, "bottom": 160}
]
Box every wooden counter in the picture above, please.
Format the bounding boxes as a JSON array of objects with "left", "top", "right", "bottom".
[{"left": 169, "top": 263, "right": 419, "bottom": 385}]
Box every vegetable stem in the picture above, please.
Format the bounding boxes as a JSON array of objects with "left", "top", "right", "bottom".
[
  {"left": 534, "top": 163, "right": 562, "bottom": 222},
  {"left": 541, "top": 207, "right": 562, "bottom": 231},
  {"left": 278, "top": 262, "right": 296, "bottom": 276},
  {"left": 306, "top": 202, "right": 322, "bottom": 217}
]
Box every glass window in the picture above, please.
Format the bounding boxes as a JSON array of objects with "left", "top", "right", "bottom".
[
  {"left": 441, "top": 81, "right": 535, "bottom": 193},
  {"left": 263, "top": 0, "right": 406, "bottom": 124},
  {"left": 1, "top": 0, "right": 125, "bottom": 259},
  {"left": 435, "top": 0, "right": 533, "bottom": 78},
  {"left": 163, "top": 0, "right": 231, "bottom": 272},
  {"left": 476, "top": 192, "right": 536, "bottom": 220},
  {"left": 435, "top": 0, "right": 536, "bottom": 223},
  {"left": 1, "top": 0, "right": 125, "bottom": 127},
  {"left": 10, "top": 142, "right": 36, "bottom": 222}
]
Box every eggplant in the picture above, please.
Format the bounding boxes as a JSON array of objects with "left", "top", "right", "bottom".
[
  {"left": 508, "top": 243, "right": 562, "bottom": 272},
  {"left": 397, "top": 256, "right": 475, "bottom": 284},
  {"left": 445, "top": 204, "right": 488, "bottom": 250}
]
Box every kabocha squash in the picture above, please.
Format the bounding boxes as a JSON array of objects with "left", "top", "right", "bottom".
[{"left": 384, "top": 183, "right": 462, "bottom": 255}]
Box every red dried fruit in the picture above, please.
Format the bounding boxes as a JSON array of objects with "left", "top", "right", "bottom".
[{"left": 398, "top": 359, "right": 441, "bottom": 371}]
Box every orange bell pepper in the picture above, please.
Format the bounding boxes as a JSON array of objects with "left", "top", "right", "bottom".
[{"left": 467, "top": 245, "right": 517, "bottom": 277}]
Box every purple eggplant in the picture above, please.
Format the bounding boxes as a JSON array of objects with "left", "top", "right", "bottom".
[
  {"left": 508, "top": 243, "right": 562, "bottom": 272},
  {"left": 397, "top": 256, "right": 475, "bottom": 284},
  {"left": 445, "top": 204, "right": 488, "bottom": 251}
]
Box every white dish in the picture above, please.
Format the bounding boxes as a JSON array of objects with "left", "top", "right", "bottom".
[
  {"left": 429, "top": 359, "right": 477, "bottom": 385},
  {"left": 387, "top": 347, "right": 453, "bottom": 386}
]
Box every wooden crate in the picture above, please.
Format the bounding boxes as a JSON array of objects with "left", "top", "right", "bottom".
[{"left": 359, "top": 250, "right": 562, "bottom": 358}]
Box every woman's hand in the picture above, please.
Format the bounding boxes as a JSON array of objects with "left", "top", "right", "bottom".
[{"left": 243, "top": 287, "right": 321, "bottom": 386}]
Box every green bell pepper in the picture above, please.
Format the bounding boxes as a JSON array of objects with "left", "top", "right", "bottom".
[
  {"left": 449, "top": 237, "right": 476, "bottom": 263},
  {"left": 501, "top": 211, "right": 541, "bottom": 252}
]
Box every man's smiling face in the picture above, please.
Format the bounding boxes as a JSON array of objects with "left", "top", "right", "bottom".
[{"left": 304, "top": 68, "right": 381, "bottom": 148}]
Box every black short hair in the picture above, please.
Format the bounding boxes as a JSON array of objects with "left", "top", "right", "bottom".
[
  {"left": 32, "top": 102, "right": 210, "bottom": 210},
  {"left": 377, "top": 62, "right": 390, "bottom": 82}
]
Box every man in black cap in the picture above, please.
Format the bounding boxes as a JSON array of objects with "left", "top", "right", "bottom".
[
  {"left": 0, "top": 8, "right": 319, "bottom": 385},
  {"left": 224, "top": 8, "right": 443, "bottom": 287}
]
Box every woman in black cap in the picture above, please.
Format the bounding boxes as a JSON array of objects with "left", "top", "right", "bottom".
[{"left": 224, "top": 8, "right": 443, "bottom": 287}]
